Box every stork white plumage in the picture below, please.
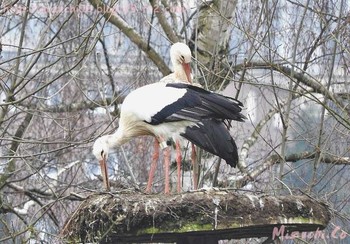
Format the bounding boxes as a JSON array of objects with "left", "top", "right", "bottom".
[{"left": 92, "top": 82, "right": 245, "bottom": 193}]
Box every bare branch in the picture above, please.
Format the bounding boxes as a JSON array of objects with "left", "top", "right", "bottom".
[
  {"left": 239, "top": 104, "right": 286, "bottom": 172},
  {"left": 23, "top": 96, "right": 125, "bottom": 113},
  {"left": 0, "top": 0, "right": 20, "bottom": 15},
  {"left": 0, "top": 112, "right": 33, "bottom": 189},
  {"left": 149, "top": 0, "right": 179, "bottom": 43},
  {"left": 237, "top": 61, "right": 345, "bottom": 107},
  {"left": 87, "top": 0, "right": 171, "bottom": 76},
  {"left": 236, "top": 151, "right": 350, "bottom": 188}
]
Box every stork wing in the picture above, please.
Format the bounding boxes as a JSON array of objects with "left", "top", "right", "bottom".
[{"left": 149, "top": 83, "right": 245, "bottom": 125}]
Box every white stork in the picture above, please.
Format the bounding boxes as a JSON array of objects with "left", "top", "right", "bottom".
[
  {"left": 92, "top": 82, "right": 245, "bottom": 193},
  {"left": 145, "top": 42, "right": 194, "bottom": 193},
  {"left": 156, "top": 42, "right": 235, "bottom": 192}
]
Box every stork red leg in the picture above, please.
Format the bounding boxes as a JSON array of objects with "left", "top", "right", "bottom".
[
  {"left": 191, "top": 143, "right": 198, "bottom": 190},
  {"left": 146, "top": 140, "right": 159, "bottom": 193},
  {"left": 163, "top": 146, "right": 171, "bottom": 194},
  {"left": 175, "top": 140, "right": 182, "bottom": 193}
]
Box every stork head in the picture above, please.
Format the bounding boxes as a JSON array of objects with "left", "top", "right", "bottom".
[
  {"left": 92, "top": 136, "right": 111, "bottom": 190},
  {"left": 170, "top": 42, "right": 192, "bottom": 83},
  {"left": 92, "top": 136, "right": 110, "bottom": 160}
]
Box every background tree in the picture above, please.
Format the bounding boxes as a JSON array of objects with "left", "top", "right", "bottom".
[{"left": 0, "top": 0, "right": 349, "bottom": 242}]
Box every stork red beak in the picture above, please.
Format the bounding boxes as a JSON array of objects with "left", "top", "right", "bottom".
[
  {"left": 99, "top": 156, "right": 110, "bottom": 191},
  {"left": 182, "top": 62, "right": 192, "bottom": 83}
]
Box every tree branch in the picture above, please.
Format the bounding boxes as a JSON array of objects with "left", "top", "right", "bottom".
[
  {"left": 0, "top": 112, "right": 33, "bottom": 189},
  {"left": 20, "top": 95, "right": 125, "bottom": 113},
  {"left": 6, "top": 183, "right": 85, "bottom": 201},
  {"left": 87, "top": 0, "right": 171, "bottom": 76},
  {"left": 236, "top": 61, "right": 346, "bottom": 109},
  {"left": 239, "top": 104, "right": 284, "bottom": 173},
  {"left": 149, "top": 0, "right": 179, "bottom": 43},
  {"left": 236, "top": 151, "right": 350, "bottom": 188}
]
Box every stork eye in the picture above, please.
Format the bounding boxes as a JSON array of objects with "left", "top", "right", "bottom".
[
  {"left": 180, "top": 55, "right": 184, "bottom": 61},
  {"left": 100, "top": 150, "right": 104, "bottom": 156}
]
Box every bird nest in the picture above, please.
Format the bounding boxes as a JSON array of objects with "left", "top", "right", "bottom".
[{"left": 62, "top": 189, "right": 330, "bottom": 243}]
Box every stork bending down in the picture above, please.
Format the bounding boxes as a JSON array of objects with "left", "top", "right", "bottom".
[{"left": 92, "top": 82, "right": 245, "bottom": 193}]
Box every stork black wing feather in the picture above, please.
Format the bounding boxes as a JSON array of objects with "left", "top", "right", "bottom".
[
  {"left": 148, "top": 83, "right": 245, "bottom": 125},
  {"left": 181, "top": 119, "right": 238, "bottom": 167},
  {"left": 149, "top": 89, "right": 202, "bottom": 124}
]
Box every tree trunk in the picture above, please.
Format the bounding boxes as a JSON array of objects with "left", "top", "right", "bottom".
[{"left": 190, "top": 0, "right": 238, "bottom": 89}]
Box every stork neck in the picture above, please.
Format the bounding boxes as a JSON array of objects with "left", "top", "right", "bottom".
[
  {"left": 107, "top": 127, "right": 130, "bottom": 148},
  {"left": 174, "top": 63, "right": 189, "bottom": 82}
]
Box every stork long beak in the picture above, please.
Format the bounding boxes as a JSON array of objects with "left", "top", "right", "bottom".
[
  {"left": 99, "top": 156, "right": 110, "bottom": 191},
  {"left": 182, "top": 62, "right": 192, "bottom": 83}
]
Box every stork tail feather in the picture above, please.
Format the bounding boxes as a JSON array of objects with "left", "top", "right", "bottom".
[{"left": 181, "top": 119, "right": 239, "bottom": 167}]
